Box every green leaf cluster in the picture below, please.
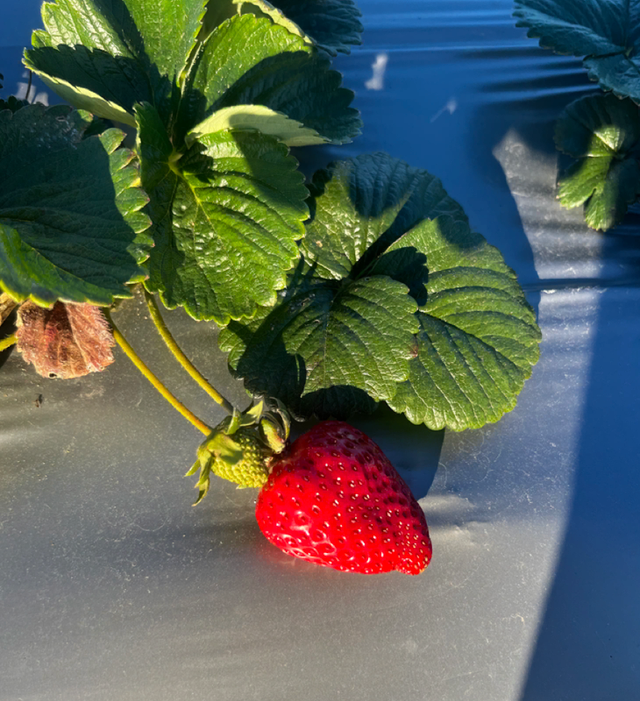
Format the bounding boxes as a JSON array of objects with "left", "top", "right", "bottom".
[
  {"left": 221, "top": 153, "right": 541, "bottom": 430},
  {"left": 23, "top": 0, "right": 362, "bottom": 323},
  {"left": 1, "top": 1, "right": 540, "bottom": 434},
  {"left": 513, "top": 1, "right": 640, "bottom": 231}
]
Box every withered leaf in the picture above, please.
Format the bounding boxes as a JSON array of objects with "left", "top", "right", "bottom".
[{"left": 16, "top": 302, "right": 115, "bottom": 379}]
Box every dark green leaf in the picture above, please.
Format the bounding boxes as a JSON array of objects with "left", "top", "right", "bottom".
[
  {"left": 222, "top": 152, "right": 541, "bottom": 429},
  {"left": 220, "top": 271, "right": 418, "bottom": 418},
  {"left": 0, "top": 104, "right": 151, "bottom": 306},
  {"left": 514, "top": 0, "right": 640, "bottom": 102},
  {"left": 136, "top": 102, "right": 308, "bottom": 323},
  {"left": 555, "top": 93, "right": 640, "bottom": 230},
  {"left": 0, "top": 96, "right": 29, "bottom": 114}
]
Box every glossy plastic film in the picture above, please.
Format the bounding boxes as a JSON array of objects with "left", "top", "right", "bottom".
[{"left": 1, "top": 2, "right": 639, "bottom": 700}]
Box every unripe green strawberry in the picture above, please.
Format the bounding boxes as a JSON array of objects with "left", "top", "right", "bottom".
[
  {"left": 256, "top": 421, "right": 432, "bottom": 575},
  {"left": 206, "top": 425, "right": 271, "bottom": 489},
  {"left": 187, "top": 400, "right": 290, "bottom": 503}
]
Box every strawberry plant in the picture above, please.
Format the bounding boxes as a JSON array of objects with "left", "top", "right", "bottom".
[{"left": 0, "top": 0, "right": 541, "bottom": 574}]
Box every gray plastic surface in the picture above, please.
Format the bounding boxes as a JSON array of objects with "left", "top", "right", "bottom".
[{"left": 1, "top": 2, "right": 639, "bottom": 700}]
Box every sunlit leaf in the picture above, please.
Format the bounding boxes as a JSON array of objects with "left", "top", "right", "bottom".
[
  {"left": 180, "top": 14, "right": 360, "bottom": 145},
  {"left": 555, "top": 93, "right": 640, "bottom": 230},
  {"left": 222, "top": 153, "right": 541, "bottom": 428},
  {"left": 186, "top": 104, "right": 329, "bottom": 148},
  {"left": 136, "top": 102, "right": 308, "bottom": 323}
]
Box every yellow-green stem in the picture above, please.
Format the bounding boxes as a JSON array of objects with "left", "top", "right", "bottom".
[
  {"left": 105, "top": 311, "right": 211, "bottom": 436},
  {"left": 0, "top": 333, "right": 17, "bottom": 353},
  {"left": 144, "top": 290, "right": 236, "bottom": 415}
]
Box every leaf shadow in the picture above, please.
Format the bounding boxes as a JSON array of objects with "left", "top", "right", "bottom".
[
  {"left": 463, "top": 44, "right": 640, "bottom": 701},
  {"left": 351, "top": 404, "right": 444, "bottom": 500}
]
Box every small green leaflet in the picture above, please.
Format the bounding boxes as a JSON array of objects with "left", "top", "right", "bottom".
[
  {"left": 179, "top": 14, "right": 360, "bottom": 146},
  {"left": 25, "top": 0, "right": 209, "bottom": 126},
  {"left": 136, "top": 102, "right": 308, "bottom": 323},
  {"left": 236, "top": 0, "right": 363, "bottom": 55},
  {"left": 514, "top": 0, "right": 640, "bottom": 102},
  {"left": 555, "top": 93, "right": 640, "bottom": 231},
  {"left": 0, "top": 104, "right": 151, "bottom": 307},
  {"left": 222, "top": 153, "right": 541, "bottom": 429}
]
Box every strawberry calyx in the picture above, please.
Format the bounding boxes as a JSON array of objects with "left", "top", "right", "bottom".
[{"left": 186, "top": 398, "right": 291, "bottom": 503}]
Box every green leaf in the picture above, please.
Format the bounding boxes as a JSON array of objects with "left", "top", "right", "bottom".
[
  {"left": 220, "top": 271, "right": 418, "bottom": 419},
  {"left": 264, "top": 0, "right": 363, "bottom": 55},
  {"left": 383, "top": 217, "right": 541, "bottom": 431},
  {"left": 514, "top": 0, "right": 640, "bottom": 102},
  {"left": 186, "top": 105, "right": 329, "bottom": 147},
  {"left": 555, "top": 93, "right": 640, "bottom": 230},
  {"left": 233, "top": 0, "right": 315, "bottom": 46},
  {"left": 222, "top": 152, "right": 540, "bottom": 428},
  {"left": 136, "top": 102, "right": 309, "bottom": 323},
  {"left": 24, "top": 0, "right": 209, "bottom": 124},
  {"left": 180, "top": 14, "right": 360, "bottom": 145},
  {"left": 0, "top": 104, "right": 151, "bottom": 306},
  {"left": 236, "top": 0, "right": 363, "bottom": 55},
  {"left": 301, "top": 152, "right": 469, "bottom": 281}
]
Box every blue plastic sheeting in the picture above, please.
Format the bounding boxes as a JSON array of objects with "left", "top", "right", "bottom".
[{"left": 1, "top": 2, "right": 639, "bottom": 700}]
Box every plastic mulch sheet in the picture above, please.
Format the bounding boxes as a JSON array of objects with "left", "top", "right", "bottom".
[{"left": 1, "top": 2, "right": 639, "bottom": 699}]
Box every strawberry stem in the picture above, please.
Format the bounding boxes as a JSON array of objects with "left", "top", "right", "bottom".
[
  {"left": 105, "top": 310, "right": 211, "bottom": 436},
  {"left": 0, "top": 333, "right": 17, "bottom": 353},
  {"left": 144, "top": 290, "right": 236, "bottom": 415}
]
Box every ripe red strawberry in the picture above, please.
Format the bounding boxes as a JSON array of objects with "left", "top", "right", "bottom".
[{"left": 255, "top": 421, "right": 432, "bottom": 575}]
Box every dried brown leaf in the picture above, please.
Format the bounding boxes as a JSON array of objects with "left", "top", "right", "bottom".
[{"left": 16, "top": 302, "right": 115, "bottom": 379}]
